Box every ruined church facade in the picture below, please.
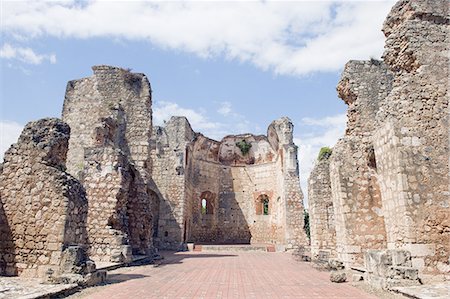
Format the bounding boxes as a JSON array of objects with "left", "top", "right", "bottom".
[
  {"left": 1, "top": 63, "right": 307, "bottom": 278},
  {"left": 151, "top": 116, "right": 307, "bottom": 250}
]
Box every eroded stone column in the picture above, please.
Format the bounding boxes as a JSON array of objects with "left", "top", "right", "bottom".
[
  {"left": 308, "top": 156, "right": 336, "bottom": 262},
  {"left": 0, "top": 118, "right": 89, "bottom": 277},
  {"left": 331, "top": 60, "right": 393, "bottom": 267}
]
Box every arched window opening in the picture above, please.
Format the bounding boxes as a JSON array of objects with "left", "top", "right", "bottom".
[
  {"left": 201, "top": 198, "right": 207, "bottom": 215},
  {"left": 263, "top": 198, "right": 269, "bottom": 215},
  {"left": 256, "top": 194, "right": 270, "bottom": 215},
  {"left": 200, "top": 191, "right": 214, "bottom": 215}
]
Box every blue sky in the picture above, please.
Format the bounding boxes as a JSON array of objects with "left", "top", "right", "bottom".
[{"left": 0, "top": 0, "right": 395, "bottom": 205}]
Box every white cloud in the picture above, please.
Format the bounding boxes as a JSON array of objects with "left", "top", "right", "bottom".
[
  {"left": 0, "top": 121, "right": 23, "bottom": 161},
  {"left": 2, "top": 0, "right": 395, "bottom": 75},
  {"left": 153, "top": 100, "right": 263, "bottom": 140},
  {"left": 153, "top": 101, "right": 224, "bottom": 137},
  {"left": 0, "top": 43, "right": 56, "bottom": 65},
  {"left": 295, "top": 113, "right": 347, "bottom": 207},
  {"left": 217, "top": 101, "right": 232, "bottom": 116}
]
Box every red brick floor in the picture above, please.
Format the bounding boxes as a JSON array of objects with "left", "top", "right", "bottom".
[{"left": 82, "top": 251, "right": 377, "bottom": 299}]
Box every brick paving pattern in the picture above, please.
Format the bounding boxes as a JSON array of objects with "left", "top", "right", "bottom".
[{"left": 78, "top": 251, "right": 377, "bottom": 299}]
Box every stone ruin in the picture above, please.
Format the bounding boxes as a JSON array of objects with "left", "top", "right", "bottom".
[
  {"left": 0, "top": 118, "right": 104, "bottom": 284},
  {"left": 308, "top": 0, "right": 449, "bottom": 289},
  {"left": 0, "top": 0, "right": 447, "bottom": 293},
  {"left": 0, "top": 67, "right": 307, "bottom": 281},
  {"left": 62, "top": 65, "right": 154, "bottom": 263},
  {"left": 151, "top": 116, "right": 306, "bottom": 250}
]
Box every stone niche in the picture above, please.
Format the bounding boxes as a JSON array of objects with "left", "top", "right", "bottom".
[
  {"left": 62, "top": 66, "right": 154, "bottom": 262},
  {"left": 0, "top": 118, "right": 92, "bottom": 278},
  {"left": 151, "top": 116, "right": 307, "bottom": 250}
]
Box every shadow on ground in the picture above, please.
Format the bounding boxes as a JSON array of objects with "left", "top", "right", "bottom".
[
  {"left": 104, "top": 273, "right": 148, "bottom": 285},
  {"left": 150, "top": 251, "right": 237, "bottom": 269}
]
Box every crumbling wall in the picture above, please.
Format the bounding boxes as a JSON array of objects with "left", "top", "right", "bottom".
[
  {"left": 374, "top": 0, "right": 449, "bottom": 276},
  {"left": 151, "top": 117, "right": 307, "bottom": 249},
  {"left": 150, "top": 117, "right": 195, "bottom": 249},
  {"left": 269, "top": 118, "right": 307, "bottom": 249},
  {"left": 308, "top": 156, "right": 336, "bottom": 262},
  {"left": 62, "top": 66, "right": 154, "bottom": 260},
  {"left": 329, "top": 60, "right": 393, "bottom": 267},
  {"left": 0, "top": 118, "right": 89, "bottom": 277}
]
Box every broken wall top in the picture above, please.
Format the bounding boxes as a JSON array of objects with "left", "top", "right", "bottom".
[
  {"left": 382, "top": 0, "right": 449, "bottom": 73},
  {"left": 62, "top": 65, "right": 153, "bottom": 177},
  {"left": 3, "top": 118, "right": 71, "bottom": 169},
  {"left": 336, "top": 60, "right": 393, "bottom": 136},
  {"left": 153, "top": 116, "right": 298, "bottom": 166}
]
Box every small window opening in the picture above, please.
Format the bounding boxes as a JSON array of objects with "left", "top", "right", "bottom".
[
  {"left": 200, "top": 191, "right": 214, "bottom": 215},
  {"left": 263, "top": 198, "right": 269, "bottom": 215},
  {"left": 201, "top": 198, "right": 207, "bottom": 215},
  {"left": 256, "top": 194, "right": 270, "bottom": 215}
]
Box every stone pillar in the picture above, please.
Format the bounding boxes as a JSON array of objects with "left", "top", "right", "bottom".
[
  {"left": 330, "top": 60, "right": 393, "bottom": 267},
  {"left": 0, "top": 118, "right": 89, "bottom": 277},
  {"left": 62, "top": 66, "right": 154, "bottom": 260},
  {"left": 268, "top": 117, "right": 307, "bottom": 249},
  {"left": 308, "top": 156, "right": 336, "bottom": 262}
]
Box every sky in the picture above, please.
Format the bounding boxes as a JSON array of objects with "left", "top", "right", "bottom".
[{"left": 0, "top": 0, "right": 396, "bottom": 206}]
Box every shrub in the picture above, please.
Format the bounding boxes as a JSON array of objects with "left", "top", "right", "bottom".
[
  {"left": 304, "top": 210, "right": 310, "bottom": 241},
  {"left": 236, "top": 139, "right": 252, "bottom": 155},
  {"left": 317, "top": 146, "right": 332, "bottom": 161}
]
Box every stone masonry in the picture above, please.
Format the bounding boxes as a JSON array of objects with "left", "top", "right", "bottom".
[
  {"left": 151, "top": 116, "right": 307, "bottom": 250},
  {"left": 62, "top": 66, "right": 154, "bottom": 262},
  {"left": 308, "top": 0, "right": 449, "bottom": 287},
  {"left": 0, "top": 118, "right": 90, "bottom": 278},
  {"left": 374, "top": 0, "right": 449, "bottom": 278},
  {"left": 330, "top": 60, "right": 393, "bottom": 267},
  {"left": 308, "top": 156, "right": 336, "bottom": 262}
]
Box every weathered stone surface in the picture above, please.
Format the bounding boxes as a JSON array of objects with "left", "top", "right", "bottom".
[
  {"left": 364, "top": 249, "right": 421, "bottom": 290},
  {"left": 308, "top": 156, "right": 336, "bottom": 263},
  {"left": 62, "top": 66, "right": 154, "bottom": 262},
  {"left": 151, "top": 116, "right": 307, "bottom": 249},
  {"left": 374, "top": 0, "right": 449, "bottom": 277},
  {"left": 330, "top": 271, "right": 347, "bottom": 283},
  {"left": 331, "top": 59, "right": 393, "bottom": 267},
  {"left": 308, "top": 0, "right": 449, "bottom": 288},
  {"left": 0, "top": 118, "right": 90, "bottom": 278}
]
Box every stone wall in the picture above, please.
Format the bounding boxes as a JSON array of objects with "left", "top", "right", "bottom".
[
  {"left": 149, "top": 117, "right": 195, "bottom": 249},
  {"left": 62, "top": 66, "right": 154, "bottom": 261},
  {"left": 374, "top": 0, "right": 449, "bottom": 277},
  {"left": 0, "top": 118, "right": 89, "bottom": 277},
  {"left": 308, "top": 156, "right": 336, "bottom": 262},
  {"left": 308, "top": 0, "right": 450, "bottom": 283},
  {"left": 330, "top": 60, "right": 393, "bottom": 267},
  {"left": 151, "top": 117, "right": 307, "bottom": 250}
]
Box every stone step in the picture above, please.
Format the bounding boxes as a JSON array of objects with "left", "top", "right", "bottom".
[{"left": 194, "top": 244, "right": 275, "bottom": 252}]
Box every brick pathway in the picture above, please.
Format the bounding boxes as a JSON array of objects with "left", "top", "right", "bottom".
[{"left": 78, "top": 251, "right": 377, "bottom": 299}]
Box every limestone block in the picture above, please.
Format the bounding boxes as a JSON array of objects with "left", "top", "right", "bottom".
[{"left": 330, "top": 271, "right": 347, "bottom": 283}]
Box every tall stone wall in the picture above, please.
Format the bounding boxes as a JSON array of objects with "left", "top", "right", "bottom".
[
  {"left": 308, "top": 0, "right": 449, "bottom": 282},
  {"left": 330, "top": 60, "right": 393, "bottom": 267},
  {"left": 151, "top": 117, "right": 307, "bottom": 250},
  {"left": 308, "top": 156, "right": 336, "bottom": 261},
  {"left": 62, "top": 66, "right": 154, "bottom": 261},
  {"left": 0, "top": 118, "right": 89, "bottom": 277},
  {"left": 149, "top": 117, "right": 195, "bottom": 249},
  {"left": 373, "top": 0, "right": 449, "bottom": 276}
]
